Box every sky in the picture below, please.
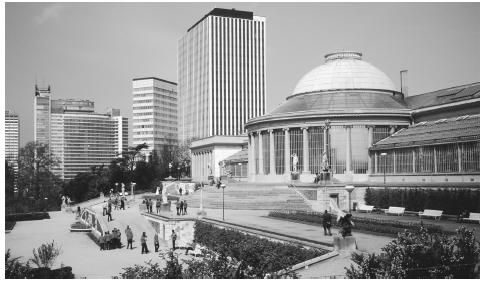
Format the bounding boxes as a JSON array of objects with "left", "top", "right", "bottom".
[{"left": 5, "top": 2, "right": 480, "bottom": 146}]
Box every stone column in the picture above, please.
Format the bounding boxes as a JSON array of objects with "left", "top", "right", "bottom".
[
  {"left": 323, "top": 126, "right": 328, "bottom": 155},
  {"left": 284, "top": 128, "right": 290, "bottom": 174},
  {"left": 367, "top": 126, "right": 374, "bottom": 174},
  {"left": 269, "top": 129, "right": 275, "bottom": 175},
  {"left": 457, "top": 143, "right": 462, "bottom": 172},
  {"left": 412, "top": 150, "right": 416, "bottom": 173},
  {"left": 393, "top": 150, "right": 397, "bottom": 174},
  {"left": 258, "top": 131, "right": 264, "bottom": 175},
  {"left": 374, "top": 152, "right": 378, "bottom": 173},
  {"left": 433, "top": 147, "right": 437, "bottom": 173},
  {"left": 345, "top": 125, "right": 352, "bottom": 173},
  {"left": 248, "top": 133, "right": 255, "bottom": 178},
  {"left": 302, "top": 127, "right": 310, "bottom": 174}
]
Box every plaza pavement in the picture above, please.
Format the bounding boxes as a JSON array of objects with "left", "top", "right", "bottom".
[
  {"left": 5, "top": 197, "right": 191, "bottom": 279},
  {"left": 12, "top": 192, "right": 472, "bottom": 279}
]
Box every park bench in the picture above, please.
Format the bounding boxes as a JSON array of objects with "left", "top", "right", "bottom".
[
  {"left": 462, "top": 212, "right": 480, "bottom": 223},
  {"left": 384, "top": 206, "right": 405, "bottom": 216},
  {"left": 357, "top": 204, "right": 374, "bottom": 213},
  {"left": 418, "top": 209, "right": 443, "bottom": 220}
]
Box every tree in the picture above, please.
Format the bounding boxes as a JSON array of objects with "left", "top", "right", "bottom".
[
  {"left": 17, "top": 142, "right": 59, "bottom": 199},
  {"left": 346, "top": 226, "right": 480, "bottom": 279},
  {"left": 5, "top": 160, "right": 16, "bottom": 200}
]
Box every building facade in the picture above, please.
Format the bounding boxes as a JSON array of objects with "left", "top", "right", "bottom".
[
  {"left": 178, "top": 8, "right": 266, "bottom": 142},
  {"left": 132, "top": 77, "right": 178, "bottom": 157},
  {"left": 34, "top": 85, "right": 51, "bottom": 145},
  {"left": 244, "top": 51, "right": 480, "bottom": 185},
  {"left": 34, "top": 86, "right": 128, "bottom": 180},
  {"left": 5, "top": 110, "right": 20, "bottom": 187}
]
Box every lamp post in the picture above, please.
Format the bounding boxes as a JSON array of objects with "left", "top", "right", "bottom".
[
  {"left": 131, "top": 182, "right": 136, "bottom": 201},
  {"left": 221, "top": 183, "right": 226, "bottom": 221},
  {"left": 381, "top": 152, "right": 387, "bottom": 188},
  {"left": 345, "top": 185, "right": 355, "bottom": 212}
]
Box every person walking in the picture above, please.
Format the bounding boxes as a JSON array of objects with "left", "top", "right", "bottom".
[
  {"left": 322, "top": 210, "right": 332, "bottom": 236},
  {"left": 149, "top": 199, "right": 153, "bottom": 213},
  {"left": 154, "top": 233, "right": 159, "bottom": 252},
  {"left": 107, "top": 204, "right": 112, "bottom": 222},
  {"left": 183, "top": 200, "right": 188, "bottom": 215},
  {"left": 171, "top": 230, "right": 177, "bottom": 250},
  {"left": 141, "top": 232, "right": 149, "bottom": 254},
  {"left": 156, "top": 199, "right": 161, "bottom": 214},
  {"left": 103, "top": 203, "right": 107, "bottom": 216},
  {"left": 105, "top": 231, "right": 111, "bottom": 250},
  {"left": 179, "top": 200, "right": 184, "bottom": 216},
  {"left": 120, "top": 197, "right": 125, "bottom": 210},
  {"left": 125, "top": 226, "right": 133, "bottom": 250},
  {"left": 99, "top": 233, "right": 105, "bottom": 251}
]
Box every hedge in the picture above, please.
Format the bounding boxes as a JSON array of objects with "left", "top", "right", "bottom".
[
  {"left": 194, "top": 221, "right": 326, "bottom": 278},
  {"left": 364, "top": 188, "right": 479, "bottom": 215},
  {"left": 268, "top": 210, "right": 446, "bottom": 236},
  {"left": 5, "top": 212, "right": 50, "bottom": 222}
]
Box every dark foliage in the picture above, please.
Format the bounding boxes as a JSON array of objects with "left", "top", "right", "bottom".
[
  {"left": 5, "top": 212, "right": 50, "bottom": 222},
  {"left": 6, "top": 221, "right": 16, "bottom": 231},
  {"left": 193, "top": 221, "right": 325, "bottom": 278},
  {"left": 346, "top": 226, "right": 480, "bottom": 279},
  {"left": 268, "top": 210, "right": 446, "bottom": 236},
  {"left": 5, "top": 249, "right": 74, "bottom": 279},
  {"left": 364, "top": 187, "right": 480, "bottom": 215}
]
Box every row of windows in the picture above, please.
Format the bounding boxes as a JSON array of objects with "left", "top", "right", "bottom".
[
  {"left": 133, "top": 124, "right": 178, "bottom": 131},
  {"left": 133, "top": 112, "right": 177, "bottom": 119},
  {"left": 132, "top": 105, "right": 177, "bottom": 113},
  {"left": 133, "top": 99, "right": 177, "bottom": 107},
  {"left": 133, "top": 86, "right": 176, "bottom": 95},
  {"left": 374, "top": 142, "right": 479, "bottom": 174}
]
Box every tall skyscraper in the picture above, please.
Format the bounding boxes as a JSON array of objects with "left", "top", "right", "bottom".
[
  {"left": 5, "top": 110, "right": 20, "bottom": 184},
  {"left": 34, "top": 85, "right": 128, "bottom": 180},
  {"left": 178, "top": 8, "right": 266, "bottom": 142},
  {"left": 34, "top": 85, "right": 51, "bottom": 145},
  {"left": 132, "top": 77, "right": 178, "bottom": 156}
]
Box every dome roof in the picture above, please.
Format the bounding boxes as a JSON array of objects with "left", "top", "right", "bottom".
[{"left": 292, "top": 51, "right": 397, "bottom": 95}]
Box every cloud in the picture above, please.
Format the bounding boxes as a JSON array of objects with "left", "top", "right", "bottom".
[{"left": 34, "top": 3, "right": 64, "bottom": 25}]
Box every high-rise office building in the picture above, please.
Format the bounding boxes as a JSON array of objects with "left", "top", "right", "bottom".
[
  {"left": 132, "top": 77, "right": 178, "bottom": 156},
  {"left": 34, "top": 85, "right": 51, "bottom": 145},
  {"left": 34, "top": 85, "right": 128, "bottom": 180},
  {"left": 5, "top": 110, "right": 20, "bottom": 187},
  {"left": 178, "top": 8, "right": 266, "bottom": 142}
]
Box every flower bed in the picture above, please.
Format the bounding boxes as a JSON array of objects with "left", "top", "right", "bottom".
[
  {"left": 194, "top": 221, "right": 327, "bottom": 278},
  {"left": 268, "top": 210, "right": 447, "bottom": 236},
  {"left": 70, "top": 222, "right": 91, "bottom": 232}
]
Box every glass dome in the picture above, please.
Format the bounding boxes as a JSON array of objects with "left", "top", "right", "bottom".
[{"left": 292, "top": 51, "right": 397, "bottom": 95}]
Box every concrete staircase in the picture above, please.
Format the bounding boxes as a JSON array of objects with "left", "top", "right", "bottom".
[{"left": 184, "top": 182, "right": 312, "bottom": 211}]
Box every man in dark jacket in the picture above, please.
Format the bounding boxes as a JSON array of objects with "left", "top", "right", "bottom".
[{"left": 322, "top": 210, "right": 332, "bottom": 236}]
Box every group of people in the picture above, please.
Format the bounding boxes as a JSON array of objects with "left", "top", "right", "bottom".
[
  {"left": 176, "top": 200, "right": 188, "bottom": 215},
  {"left": 143, "top": 198, "right": 159, "bottom": 214},
  {"left": 99, "top": 228, "right": 122, "bottom": 250},
  {"left": 321, "top": 210, "right": 355, "bottom": 238},
  {"left": 100, "top": 225, "right": 176, "bottom": 254}
]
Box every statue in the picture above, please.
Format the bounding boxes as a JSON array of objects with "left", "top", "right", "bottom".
[
  {"left": 321, "top": 151, "right": 329, "bottom": 171},
  {"left": 207, "top": 163, "right": 213, "bottom": 176},
  {"left": 339, "top": 213, "right": 354, "bottom": 238},
  {"left": 121, "top": 183, "right": 125, "bottom": 196},
  {"left": 155, "top": 186, "right": 160, "bottom": 195},
  {"left": 291, "top": 153, "right": 299, "bottom": 172}
]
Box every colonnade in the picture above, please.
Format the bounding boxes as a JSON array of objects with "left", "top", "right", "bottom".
[
  {"left": 248, "top": 124, "right": 397, "bottom": 176},
  {"left": 192, "top": 149, "right": 213, "bottom": 180}
]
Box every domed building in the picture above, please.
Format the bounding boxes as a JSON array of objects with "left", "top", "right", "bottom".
[{"left": 245, "top": 51, "right": 412, "bottom": 183}]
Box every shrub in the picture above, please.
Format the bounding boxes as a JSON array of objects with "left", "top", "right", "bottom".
[
  {"left": 345, "top": 226, "right": 480, "bottom": 278},
  {"left": 194, "top": 221, "right": 325, "bottom": 278},
  {"left": 29, "top": 241, "right": 62, "bottom": 269},
  {"left": 364, "top": 187, "right": 479, "bottom": 215},
  {"left": 5, "top": 249, "right": 31, "bottom": 279},
  {"left": 6, "top": 221, "right": 16, "bottom": 231},
  {"left": 268, "top": 210, "right": 446, "bottom": 236},
  {"left": 5, "top": 212, "right": 50, "bottom": 222}
]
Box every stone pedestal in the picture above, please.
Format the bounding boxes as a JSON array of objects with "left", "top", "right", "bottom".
[{"left": 333, "top": 235, "right": 357, "bottom": 251}]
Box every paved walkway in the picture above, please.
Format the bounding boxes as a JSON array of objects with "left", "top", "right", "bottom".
[{"left": 5, "top": 197, "right": 188, "bottom": 279}]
